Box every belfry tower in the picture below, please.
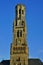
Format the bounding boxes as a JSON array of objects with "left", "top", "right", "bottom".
[{"left": 10, "top": 4, "right": 28, "bottom": 65}]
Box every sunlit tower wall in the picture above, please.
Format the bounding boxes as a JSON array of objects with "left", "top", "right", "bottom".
[{"left": 10, "top": 4, "right": 29, "bottom": 65}]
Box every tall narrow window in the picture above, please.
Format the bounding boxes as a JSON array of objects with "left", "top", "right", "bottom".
[
  {"left": 19, "top": 9, "right": 21, "bottom": 19},
  {"left": 19, "top": 9, "right": 21, "bottom": 14},
  {"left": 16, "top": 20, "right": 17, "bottom": 26},
  {"left": 21, "top": 21, "right": 24, "bottom": 25},
  {"left": 17, "top": 30, "right": 22, "bottom": 37},
  {"left": 17, "top": 30, "right": 19, "bottom": 37},
  {"left": 22, "top": 10, "right": 24, "bottom": 14},
  {"left": 20, "top": 30, "right": 22, "bottom": 37}
]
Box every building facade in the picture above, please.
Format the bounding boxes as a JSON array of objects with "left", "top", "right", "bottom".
[{"left": 10, "top": 4, "right": 28, "bottom": 65}]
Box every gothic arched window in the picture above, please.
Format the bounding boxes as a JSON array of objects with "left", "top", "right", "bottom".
[
  {"left": 17, "top": 30, "right": 19, "bottom": 37},
  {"left": 20, "top": 30, "right": 22, "bottom": 37},
  {"left": 17, "top": 30, "right": 22, "bottom": 37},
  {"left": 19, "top": 9, "right": 21, "bottom": 14}
]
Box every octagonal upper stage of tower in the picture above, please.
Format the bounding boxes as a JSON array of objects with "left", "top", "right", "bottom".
[
  {"left": 15, "top": 4, "right": 25, "bottom": 10},
  {"left": 15, "top": 4, "right": 26, "bottom": 17},
  {"left": 13, "top": 4, "right": 26, "bottom": 33}
]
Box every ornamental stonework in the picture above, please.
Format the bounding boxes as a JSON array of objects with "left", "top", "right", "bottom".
[{"left": 10, "top": 4, "right": 29, "bottom": 65}]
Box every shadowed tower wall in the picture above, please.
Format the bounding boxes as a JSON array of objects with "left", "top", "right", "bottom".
[{"left": 10, "top": 4, "right": 29, "bottom": 65}]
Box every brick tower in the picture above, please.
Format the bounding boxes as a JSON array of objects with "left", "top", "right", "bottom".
[{"left": 10, "top": 4, "right": 28, "bottom": 65}]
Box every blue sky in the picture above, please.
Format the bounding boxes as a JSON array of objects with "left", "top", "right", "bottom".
[{"left": 0, "top": 0, "right": 43, "bottom": 62}]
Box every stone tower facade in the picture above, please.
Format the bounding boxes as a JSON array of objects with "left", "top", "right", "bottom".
[{"left": 10, "top": 4, "right": 28, "bottom": 65}]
